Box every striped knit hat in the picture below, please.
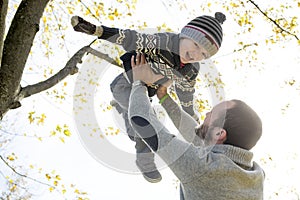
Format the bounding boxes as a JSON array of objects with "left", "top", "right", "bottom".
[{"left": 180, "top": 12, "right": 226, "bottom": 57}]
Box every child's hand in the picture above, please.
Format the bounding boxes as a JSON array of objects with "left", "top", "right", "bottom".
[{"left": 131, "top": 53, "right": 164, "bottom": 84}]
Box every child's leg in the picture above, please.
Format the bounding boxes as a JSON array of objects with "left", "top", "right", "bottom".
[
  {"left": 110, "top": 73, "right": 136, "bottom": 140},
  {"left": 135, "top": 137, "right": 162, "bottom": 183},
  {"left": 110, "top": 73, "right": 162, "bottom": 183}
]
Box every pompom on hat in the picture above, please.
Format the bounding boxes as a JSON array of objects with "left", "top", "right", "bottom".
[{"left": 179, "top": 12, "right": 226, "bottom": 57}]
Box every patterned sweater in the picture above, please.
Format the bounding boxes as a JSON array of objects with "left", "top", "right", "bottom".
[
  {"left": 99, "top": 26, "right": 200, "bottom": 117},
  {"left": 129, "top": 84, "right": 265, "bottom": 200}
]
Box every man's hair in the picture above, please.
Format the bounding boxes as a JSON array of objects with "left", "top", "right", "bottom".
[{"left": 218, "top": 100, "right": 262, "bottom": 150}]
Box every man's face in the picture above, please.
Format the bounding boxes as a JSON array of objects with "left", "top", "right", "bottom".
[
  {"left": 196, "top": 101, "right": 235, "bottom": 144},
  {"left": 179, "top": 38, "right": 209, "bottom": 64}
]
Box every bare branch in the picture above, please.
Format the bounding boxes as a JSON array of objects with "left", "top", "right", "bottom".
[
  {"left": 86, "top": 46, "right": 122, "bottom": 68},
  {"left": 78, "top": 1, "right": 99, "bottom": 21},
  {"left": 0, "top": 155, "right": 53, "bottom": 188},
  {"left": 18, "top": 46, "right": 87, "bottom": 99},
  {"left": 19, "top": 45, "right": 121, "bottom": 100},
  {"left": 248, "top": 0, "right": 299, "bottom": 40}
]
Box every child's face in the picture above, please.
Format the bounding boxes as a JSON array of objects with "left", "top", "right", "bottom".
[{"left": 179, "top": 38, "right": 209, "bottom": 64}]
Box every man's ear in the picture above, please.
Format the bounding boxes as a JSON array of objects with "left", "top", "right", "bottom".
[{"left": 216, "top": 129, "right": 227, "bottom": 144}]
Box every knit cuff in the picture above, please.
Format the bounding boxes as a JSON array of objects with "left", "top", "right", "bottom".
[{"left": 99, "top": 25, "right": 119, "bottom": 40}]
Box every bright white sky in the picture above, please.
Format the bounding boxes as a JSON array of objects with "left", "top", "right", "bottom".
[{"left": 1, "top": 0, "right": 300, "bottom": 199}]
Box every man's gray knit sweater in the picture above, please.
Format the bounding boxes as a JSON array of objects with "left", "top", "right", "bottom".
[{"left": 129, "top": 84, "right": 265, "bottom": 200}]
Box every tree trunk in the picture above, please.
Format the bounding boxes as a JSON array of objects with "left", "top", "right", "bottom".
[
  {"left": 0, "top": 0, "right": 8, "bottom": 61},
  {"left": 0, "top": 0, "right": 50, "bottom": 118}
]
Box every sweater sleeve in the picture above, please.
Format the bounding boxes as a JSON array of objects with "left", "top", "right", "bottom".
[
  {"left": 99, "top": 25, "right": 160, "bottom": 54},
  {"left": 129, "top": 83, "right": 206, "bottom": 182},
  {"left": 175, "top": 81, "right": 196, "bottom": 117},
  {"left": 175, "top": 62, "right": 200, "bottom": 120},
  {"left": 161, "top": 96, "right": 202, "bottom": 146}
]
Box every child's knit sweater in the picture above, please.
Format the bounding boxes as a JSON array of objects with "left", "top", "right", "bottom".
[{"left": 99, "top": 26, "right": 200, "bottom": 117}]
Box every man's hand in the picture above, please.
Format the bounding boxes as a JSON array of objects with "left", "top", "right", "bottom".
[{"left": 131, "top": 53, "right": 164, "bottom": 84}]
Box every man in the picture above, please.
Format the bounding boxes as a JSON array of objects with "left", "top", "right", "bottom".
[{"left": 127, "top": 53, "right": 265, "bottom": 200}]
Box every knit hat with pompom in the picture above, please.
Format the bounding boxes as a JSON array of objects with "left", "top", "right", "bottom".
[{"left": 180, "top": 12, "right": 226, "bottom": 57}]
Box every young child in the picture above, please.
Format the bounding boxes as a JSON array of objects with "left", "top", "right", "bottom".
[{"left": 71, "top": 12, "right": 226, "bottom": 183}]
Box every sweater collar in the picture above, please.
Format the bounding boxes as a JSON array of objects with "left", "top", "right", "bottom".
[
  {"left": 212, "top": 145, "right": 254, "bottom": 168},
  {"left": 171, "top": 34, "right": 180, "bottom": 55},
  {"left": 170, "top": 34, "right": 182, "bottom": 68}
]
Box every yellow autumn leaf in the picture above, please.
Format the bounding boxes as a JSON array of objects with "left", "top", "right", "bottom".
[
  {"left": 230, "top": 2, "right": 239, "bottom": 8},
  {"left": 56, "top": 125, "right": 62, "bottom": 132},
  {"left": 37, "top": 113, "right": 46, "bottom": 125},
  {"left": 10, "top": 184, "right": 17, "bottom": 192},
  {"left": 108, "top": 14, "right": 114, "bottom": 20},
  {"left": 95, "top": 9, "right": 100, "bottom": 17},
  {"left": 49, "top": 187, "right": 54, "bottom": 192},
  {"left": 7, "top": 154, "right": 16, "bottom": 161},
  {"left": 114, "top": 8, "right": 119, "bottom": 17},
  {"left": 28, "top": 111, "right": 35, "bottom": 123},
  {"left": 59, "top": 137, "right": 65, "bottom": 143},
  {"left": 75, "top": 189, "right": 80, "bottom": 194},
  {"left": 53, "top": 180, "right": 58, "bottom": 186},
  {"left": 50, "top": 130, "right": 56, "bottom": 136},
  {"left": 63, "top": 129, "right": 71, "bottom": 137},
  {"left": 55, "top": 175, "right": 61, "bottom": 180},
  {"left": 288, "top": 79, "right": 296, "bottom": 86},
  {"left": 45, "top": 174, "right": 51, "bottom": 180},
  {"left": 42, "top": 16, "right": 47, "bottom": 24}
]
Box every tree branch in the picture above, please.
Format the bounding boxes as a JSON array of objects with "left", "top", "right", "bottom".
[
  {"left": 248, "top": 0, "right": 299, "bottom": 40},
  {"left": 19, "top": 46, "right": 86, "bottom": 99},
  {"left": 86, "top": 46, "right": 122, "bottom": 67},
  {"left": 19, "top": 45, "right": 122, "bottom": 99},
  {"left": 0, "top": 154, "right": 53, "bottom": 188}
]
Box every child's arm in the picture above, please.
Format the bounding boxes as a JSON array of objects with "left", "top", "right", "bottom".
[
  {"left": 71, "top": 16, "right": 162, "bottom": 53},
  {"left": 175, "top": 62, "right": 200, "bottom": 121}
]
